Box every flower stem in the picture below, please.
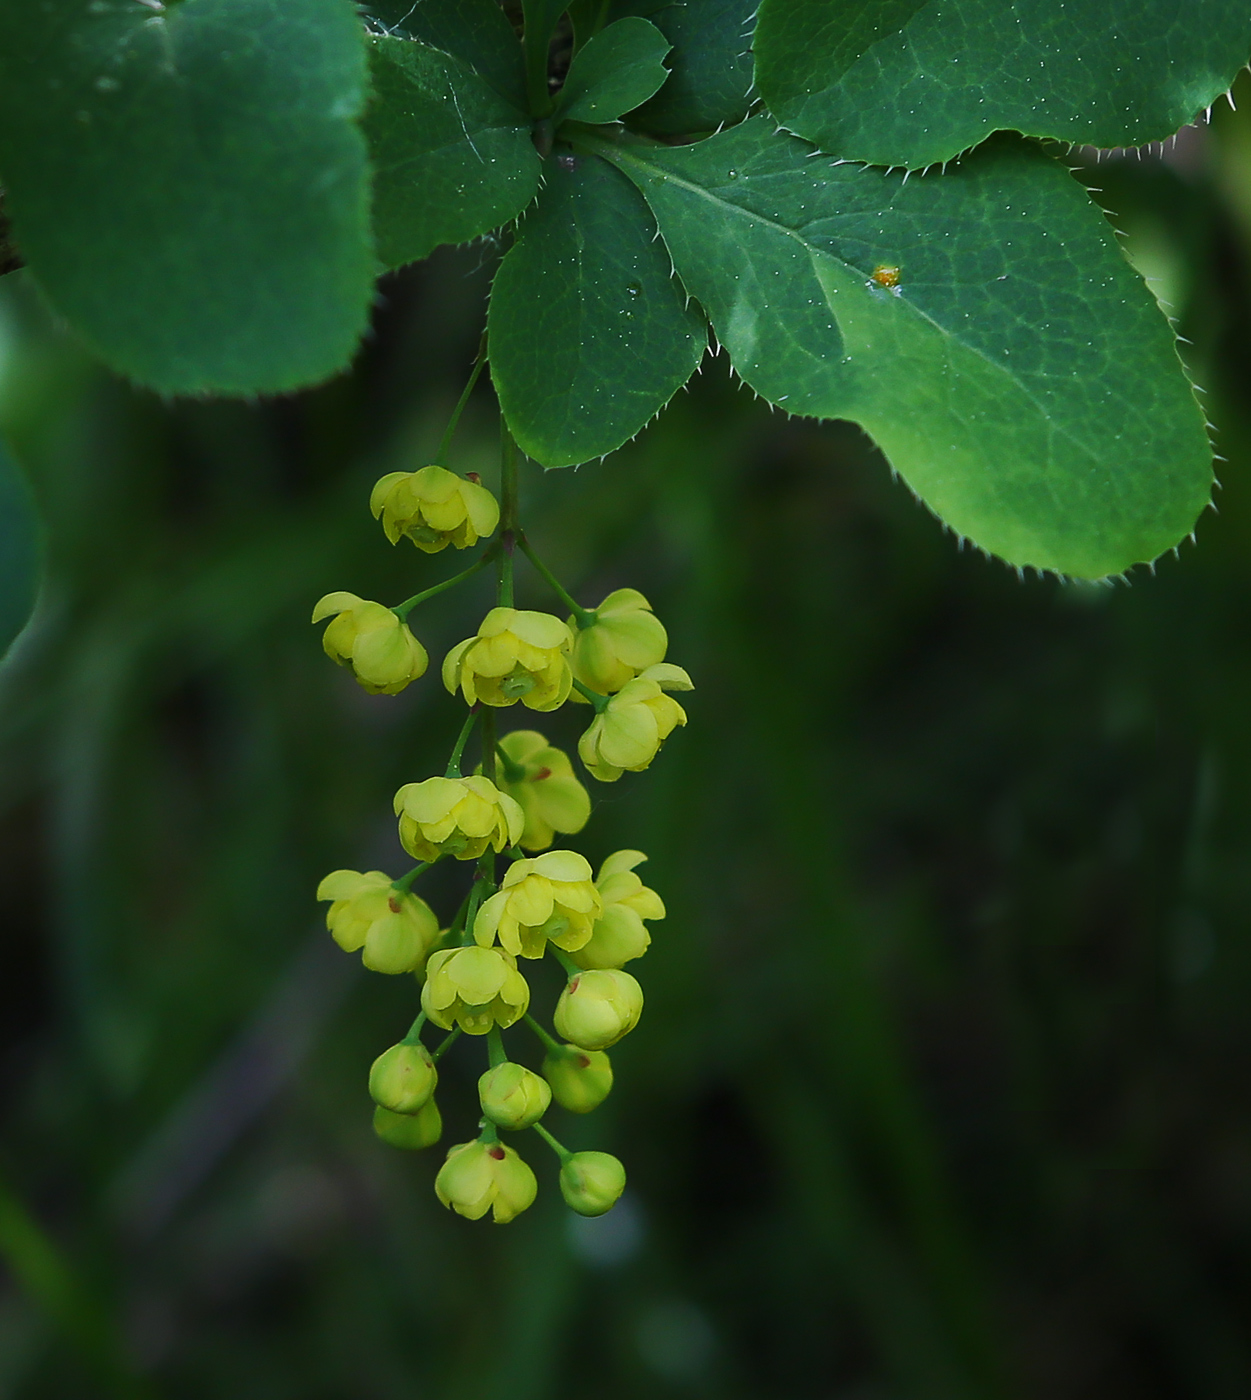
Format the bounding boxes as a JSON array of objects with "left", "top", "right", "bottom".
[
  {"left": 549, "top": 946, "right": 581, "bottom": 977},
  {"left": 431, "top": 1028, "right": 461, "bottom": 1063},
  {"left": 570, "top": 677, "right": 609, "bottom": 712},
  {"left": 391, "top": 862, "right": 429, "bottom": 895},
  {"left": 444, "top": 709, "right": 479, "bottom": 778},
  {"left": 480, "top": 709, "right": 498, "bottom": 787},
  {"left": 498, "top": 422, "right": 519, "bottom": 608},
  {"left": 516, "top": 533, "right": 597, "bottom": 627},
  {"left": 524, "top": 1013, "right": 566, "bottom": 1055},
  {"left": 436, "top": 335, "right": 488, "bottom": 463},
  {"left": 401, "top": 1011, "right": 427, "bottom": 1045},
  {"left": 533, "top": 1122, "right": 573, "bottom": 1164},
  {"left": 392, "top": 547, "right": 496, "bottom": 619},
  {"left": 487, "top": 1026, "right": 507, "bottom": 1069}
]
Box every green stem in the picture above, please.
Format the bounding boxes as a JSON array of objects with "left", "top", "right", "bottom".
[
  {"left": 480, "top": 1119, "right": 501, "bottom": 1145},
  {"left": 496, "top": 744, "right": 527, "bottom": 785},
  {"left": 391, "top": 862, "right": 429, "bottom": 895},
  {"left": 480, "top": 709, "right": 499, "bottom": 787},
  {"left": 524, "top": 1013, "right": 566, "bottom": 1055},
  {"left": 392, "top": 547, "right": 497, "bottom": 620},
  {"left": 498, "top": 422, "right": 519, "bottom": 607},
  {"left": 533, "top": 1122, "right": 573, "bottom": 1164},
  {"left": 487, "top": 1026, "right": 507, "bottom": 1069},
  {"left": 550, "top": 946, "right": 581, "bottom": 977},
  {"left": 571, "top": 677, "right": 609, "bottom": 712},
  {"left": 436, "top": 335, "right": 488, "bottom": 462},
  {"left": 445, "top": 709, "right": 479, "bottom": 778},
  {"left": 401, "top": 1011, "right": 428, "bottom": 1045},
  {"left": 431, "top": 1028, "right": 462, "bottom": 1063},
  {"left": 522, "top": 17, "right": 555, "bottom": 117},
  {"left": 517, "top": 533, "right": 597, "bottom": 627}
]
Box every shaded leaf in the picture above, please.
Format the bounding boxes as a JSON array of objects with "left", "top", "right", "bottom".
[
  {"left": 588, "top": 120, "right": 1211, "bottom": 577},
  {"left": 555, "top": 17, "right": 671, "bottom": 124},
  {"left": 488, "top": 151, "right": 706, "bottom": 466},
  {"left": 0, "top": 0, "right": 374, "bottom": 396},
  {"left": 625, "top": 0, "right": 757, "bottom": 135},
  {"left": 0, "top": 437, "right": 39, "bottom": 656},
  {"left": 366, "top": 35, "right": 541, "bottom": 270},
  {"left": 754, "top": 0, "right": 1251, "bottom": 168}
]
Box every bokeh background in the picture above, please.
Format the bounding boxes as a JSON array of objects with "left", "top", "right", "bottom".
[{"left": 3, "top": 87, "right": 1251, "bottom": 1400}]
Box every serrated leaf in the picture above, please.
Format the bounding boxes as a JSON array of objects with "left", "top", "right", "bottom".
[
  {"left": 488, "top": 151, "right": 706, "bottom": 466},
  {"left": 0, "top": 437, "right": 40, "bottom": 656},
  {"left": 0, "top": 0, "right": 375, "bottom": 397},
  {"left": 364, "top": 0, "right": 528, "bottom": 111},
  {"left": 587, "top": 119, "right": 1211, "bottom": 577},
  {"left": 555, "top": 17, "right": 671, "bottom": 124},
  {"left": 754, "top": 0, "right": 1251, "bottom": 168},
  {"left": 366, "top": 35, "right": 541, "bottom": 270},
  {"left": 623, "top": 0, "right": 757, "bottom": 135}
]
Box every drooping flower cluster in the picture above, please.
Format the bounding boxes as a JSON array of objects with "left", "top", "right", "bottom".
[{"left": 313, "top": 439, "right": 691, "bottom": 1224}]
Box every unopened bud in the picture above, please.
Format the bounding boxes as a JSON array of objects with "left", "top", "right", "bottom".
[
  {"left": 553, "top": 968, "right": 643, "bottom": 1050},
  {"left": 541, "top": 1045, "right": 613, "bottom": 1113},
  {"left": 372, "top": 1098, "right": 442, "bottom": 1150},
  {"left": 559, "top": 1150, "right": 626, "bottom": 1216},
  {"left": 478, "top": 1061, "right": 552, "bottom": 1130},
  {"left": 369, "top": 1041, "right": 437, "bottom": 1114}
]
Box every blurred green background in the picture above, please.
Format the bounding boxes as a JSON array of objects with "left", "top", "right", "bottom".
[{"left": 3, "top": 91, "right": 1251, "bottom": 1400}]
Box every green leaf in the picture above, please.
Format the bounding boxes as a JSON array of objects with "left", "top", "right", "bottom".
[
  {"left": 364, "top": 0, "right": 528, "bottom": 111},
  {"left": 586, "top": 120, "right": 1212, "bottom": 577},
  {"left": 0, "top": 0, "right": 374, "bottom": 396},
  {"left": 488, "top": 151, "right": 706, "bottom": 466},
  {"left": 555, "top": 17, "right": 671, "bottom": 124},
  {"left": 754, "top": 0, "right": 1251, "bottom": 168},
  {"left": 366, "top": 35, "right": 541, "bottom": 270},
  {"left": 0, "top": 437, "right": 40, "bottom": 656},
  {"left": 624, "top": 0, "right": 757, "bottom": 136}
]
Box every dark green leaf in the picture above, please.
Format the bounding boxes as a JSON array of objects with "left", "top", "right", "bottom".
[
  {"left": 364, "top": 0, "right": 528, "bottom": 111},
  {"left": 0, "top": 437, "right": 40, "bottom": 656},
  {"left": 488, "top": 151, "right": 706, "bottom": 466},
  {"left": 0, "top": 0, "right": 374, "bottom": 396},
  {"left": 588, "top": 120, "right": 1212, "bottom": 577},
  {"left": 366, "top": 35, "right": 541, "bottom": 270},
  {"left": 754, "top": 0, "right": 1251, "bottom": 168},
  {"left": 555, "top": 17, "right": 671, "bottom": 124},
  {"left": 625, "top": 0, "right": 757, "bottom": 135}
]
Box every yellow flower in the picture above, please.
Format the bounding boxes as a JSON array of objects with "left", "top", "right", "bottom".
[
  {"left": 554, "top": 968, "right": 643, "bottom": 1050},
  {"left": 478, "top": 1061, "right": 551, "bottom": 1130},
  {"left": 393, "top": 775, "right": 523, "bottom": 862},
  {"left": 572, "top": 850, "right": 665, "bottom": 970},
  {"left": 312, "top": 592, "right": 428, "bottom": 695},
  {"left": 316, "top": 870, "right": 439, "bottom": 974},
  {"left": 369, "top": 1042, "right": 437, "bottom": 1114},
  {"left": 560, "top": 1151, "right": 626, "bottom": 1217},
  {"left": 435, "top": 1139, "right": 537, "bottom": 1223},
  {"left": 473, "top": 850, "right": 602, "bottom": 960},
  {"left": 443, "top": 608, "right": 573, "bottom": 711},
  {"left": 570, "top": 588, "right": 668, "bottom": 695},
  {"left": 421, "top": 945, "right": 530, "bottom": 1034},
  {"left": 577, "top": 663, "right": 693, "bottom": 781},
  {"left": 373, "top": 1099, "right": 442, "bottom": 1150},
  {"left": 541, "top": 1045, "right": 613, "bottom": 1113},
  {"left": 370, "top": 464, "right": 499, "bottom": 553},
  {"left": 492, "top": 730, "right": 591, "bottom": 852}
]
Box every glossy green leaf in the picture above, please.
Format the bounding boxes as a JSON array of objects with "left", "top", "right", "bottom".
[
  {"left": 625, "top": 0, "right": 757, "bottom": 135},
  {"left": 555, "top": 17, "right": 671, "bottom": 124},
  {"left": 754, "top": 0, "right": 1251, "bottom": 168},
  {"left": 488, "top": 152, "right": 706, "bottom": 466},
  {"left": 0, "top": 0, "right": 375, "bottom": 396},
  {"left": 0, "top": 437, "right": 40, "bottom": 656},
  {"left": 366, "top": 35, "right": 541, "bottom": 270},
  {"left": 364, "top": 0, "right": 528, "bottom": 110},
  {"left": 587, "top": 120, "right": 1211, "bottom": 577}
]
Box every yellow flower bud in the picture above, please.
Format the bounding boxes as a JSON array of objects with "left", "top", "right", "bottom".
[
  {"left": 577, "top": 663, "right": 693, "bottom": 782},
  {"left": 443, "top": 607, "right": 573, "bottom": 711},
  {"left": 573, "top": 850, "right": 665, "bottom": 970},
  {"left": 370, "top": 465, "right": 500, "bottom": 553},
  {"left": 559, "top": 1150, "right": 626, "bottom": 1217},
  {"left": 541, "top": 1045, "right": 613, "bottom": 1113},
  {"left": 369, "top": 1041, "right": 437, "bottom": 1114},
  {"left": 373, "top": 1098, "right": 442, "bottom": 1150},
  {"left": 312, "top": 592, "right": 428, "bottom": 695},
  {"left": 435, "top": 1139, "right": 537, "bottom": 1223},
  {"left": 473, "top": 850, "right": 602, "bottom": 960},
  {"left": 570, "top": 589, "right": 668, "bottom": 695},
  {"left": 316, "top": 870, "right": 439, "bottom": 974},
  {"left": 393, "top": 775, "right": 524, "bottom": 862},
  {"left": 421, "top": 945, "right": 530, "bottom": 1035},
  {"left": 553, "top": 969, "right": 643, "bottom": 1050},
  {"left": 478, "top": 1061, "right": 552, "bottom": 1130},
  {"left": 492, "top": 730, "right": 591, "bottom": 852}
]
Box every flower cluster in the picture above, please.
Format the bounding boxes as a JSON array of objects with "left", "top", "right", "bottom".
[{"left": 313, "top": 435, "right": 691, "bottom": 1224}]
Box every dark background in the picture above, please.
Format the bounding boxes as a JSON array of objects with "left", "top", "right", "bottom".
[{"left": 2, "top": 87, "right": 1251, "bottom": 1400}]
